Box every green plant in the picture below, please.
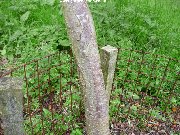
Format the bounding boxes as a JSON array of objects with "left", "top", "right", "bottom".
[{"left": 1, "top": 0, "right": 179, "bottom": 134}]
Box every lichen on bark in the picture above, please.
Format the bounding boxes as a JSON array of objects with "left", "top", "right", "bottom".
[{"left": 62, "top": 1, "right": 110, "bottom": 134}]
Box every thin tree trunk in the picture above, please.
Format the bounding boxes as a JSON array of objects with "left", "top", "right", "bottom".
[{"left": 62, "top": 1, "right": 110, "bottom": 135}]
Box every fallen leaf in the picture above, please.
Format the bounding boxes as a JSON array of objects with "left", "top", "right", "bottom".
[{"left": 172, "top": 107, "right": 177, "bottom": 112}]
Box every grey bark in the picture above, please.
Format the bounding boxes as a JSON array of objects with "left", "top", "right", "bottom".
[
  {"left": 0, "top": 77, "right": 24, "bottom": 135},
  {"left": 62, "top": 1, "right": 110, "bottom": 135}
]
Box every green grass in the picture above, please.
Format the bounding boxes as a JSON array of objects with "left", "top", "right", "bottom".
[
  {"left": 0, "top": 0, "right": 179, "bottom": 134},
  {"left": 90, "top": 0, "right": 180, "bottom": 58},
  {"left": 1, "top": 0, "right": 179, "bottom": 59}
]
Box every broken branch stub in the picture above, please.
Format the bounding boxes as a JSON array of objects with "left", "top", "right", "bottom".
[{"left": 100, "top": 45, "right": 118, "bottom": 101}]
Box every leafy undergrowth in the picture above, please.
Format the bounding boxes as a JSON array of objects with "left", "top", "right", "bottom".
[
  {"left": 109, "top": 48, "right": 180, "bottom": 134},
  {"left": 1, "top": 49, "right": 179, "bottom": 135},
  {"left": 0, "top": 0, "right": 180, "bottom": 134},
  {"left": 90, "top": 0, "right": 180, "bottom": 58}
]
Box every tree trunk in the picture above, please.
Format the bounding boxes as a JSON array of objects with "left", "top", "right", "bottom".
[{"left": 62, "top": 1, "right": 110, "bottom": 135}]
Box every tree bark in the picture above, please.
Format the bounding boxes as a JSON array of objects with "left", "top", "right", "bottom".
[{"left": 62, "top": 1, "right": 110, "bottom": 135}]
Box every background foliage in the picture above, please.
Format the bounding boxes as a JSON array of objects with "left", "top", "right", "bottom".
[{"left": 0, "top": 0, "right": 179, "bottom": 134}]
